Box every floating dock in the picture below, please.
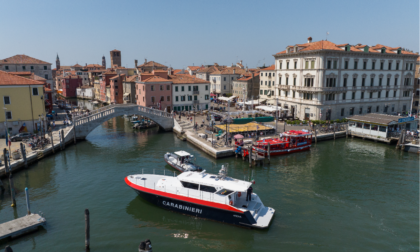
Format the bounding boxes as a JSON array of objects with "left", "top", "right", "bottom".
[{"left": 0, "top": 214, "right": 46, "bottom": 240}]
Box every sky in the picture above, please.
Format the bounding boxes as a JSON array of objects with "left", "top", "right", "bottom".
[{"left": 0, "top": 0, "right": 418, "bottom": 69}]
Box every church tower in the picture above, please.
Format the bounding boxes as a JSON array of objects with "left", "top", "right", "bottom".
[
  {"left": 110, "top": 49, "right": 121, "bottom": 68},
  {"left": 102, "top": 55, "right": 106, "bottom": 68},
  {"left": 56, "top": 54, "right": 60, "bottom": 70}
]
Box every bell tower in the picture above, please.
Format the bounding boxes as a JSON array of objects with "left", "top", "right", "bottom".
[
  {"left": 110, "top": 49, "right": 121, "bottom": 68},
  {"left": 102, "top": 55, "right": 106, "bottom": 68},
  {"left": 56, "top": 54, "right": 60, "bottom": 70}
]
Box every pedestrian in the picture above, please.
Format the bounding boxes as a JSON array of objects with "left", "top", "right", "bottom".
[
  {"left": 53, "top": 121, "right": 56, "bottom": 129},
  {"left": 246, "top": 186, "right": 253, "bottom": 202}
]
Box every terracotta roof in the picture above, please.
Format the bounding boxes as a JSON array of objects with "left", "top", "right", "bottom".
[
  {"left": 0, "top": 70, "right": 44, "bottom": 85},
  {"left": 169, "top": 75, "right": 210, "bottom": 84},
  {"left": 109, "top": 74, "right": 125, "bottom": 80},
  {"left": 103, "top": 70, "right": 117, "bottom": 75},
  {"left": 211, "top": 67, "right": 246, "bottom": 75},
  {"left": 275, "top": 40, "right": 418, "bottom": 56},
  {"left": 73, "top": 64, "right": 83, "bottom": 67},
  {"left": 142, "top": 76, "right": 171, "bottom": 83},
  {"left": 125, "top": 75, "right": 137, "bottom": 82},
  {"left": 348, "top": 113, "right": 410, "bottom": 125},
  {"left": 260, "top": 65, "right": 275, "bottom": 71},
  {"left": 0, "top": 55, "right": 51, "bottom": 65},
  {"left": 196, "top": 65, "right": 224, "bottom": 73},
  {"left": 173, "top": 69, "right": 182, "bottom": 74},
  {"left": 63, "top": 75, "right": 81, "bottom": 79},
  {"left": 8, "top": 71, "right": 32, "bottom": 75},
  {"left": 187, "top": 66, "right": 200, "bottom": 71},
  {"left": 86, "top": 64, "right": 104, "bottom": 68},
  {"left": 45, "top": 88, "right": 52, "bottom": 92},
  {"left": 236, "top": 71, "right": 260, "bottom": 81},
  {"left": 137, "top": 61, "right": 167, "bottom": 68},
  {"left": 32, "top": 74, "right": 47, "bottom": 81}
]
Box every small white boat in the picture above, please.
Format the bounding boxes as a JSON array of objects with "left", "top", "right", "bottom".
[{"left": 164, "top": 151, "right": 202, "bottom": 172}]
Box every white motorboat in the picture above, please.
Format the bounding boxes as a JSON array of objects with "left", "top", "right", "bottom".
[{"left": 164, "top": 151, "right": 202, "bottom": 172}]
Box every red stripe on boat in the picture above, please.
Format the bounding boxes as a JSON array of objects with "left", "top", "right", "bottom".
[{"left": 125, "top": 177, "right": 243, "bottom": 213}]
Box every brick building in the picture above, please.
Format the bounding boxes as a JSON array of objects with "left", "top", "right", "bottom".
[
  {"left": 62, "top": 75, "right": 82, "bottom": 98},
  {"left": 109, "top": 74, "right": 125, "bottom": 104}
]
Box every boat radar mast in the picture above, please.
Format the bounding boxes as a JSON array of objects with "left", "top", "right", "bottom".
[{"left": 218, "top": 164, "right": 229, "bottom": 180}]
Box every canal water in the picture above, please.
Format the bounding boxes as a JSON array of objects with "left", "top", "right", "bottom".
[{"left": 0, "top": 117, "right": 418, "bottom": 251}]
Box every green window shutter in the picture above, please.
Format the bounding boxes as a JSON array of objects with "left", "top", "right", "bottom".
[
  {"left": 305, "top": 61, "right": 308, "bottom": 69},
  {"left": 311, "top": 61, "right": 315, "bottom": 69}
]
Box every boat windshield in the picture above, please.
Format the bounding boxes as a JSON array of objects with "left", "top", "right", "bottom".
[{"left": 215, "top": 189, "right": 234, "bottom": 196}]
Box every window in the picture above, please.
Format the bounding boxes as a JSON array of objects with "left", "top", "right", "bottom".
[
  {"left": 265, "top": 81, "right": 267, "bottom": 86},
  {"left": 396, "top": 62, "right": 399, "bottom": 70},
  {"left": 181, "top": 181, "right": 199, "bottom": 190},
  {"left": 403, "top": 91, "right": 410, "bottom": 97},
  {"left": 44, "top": 66, "right": 47, "bottom": 70},
  {"left": 293, "top": 78, "right": 296, "bottom": 86},
  {"left": 380, "top": 62, "right": 384, "bottom": 70},
  {"left": 286, "top": 62, "right": 289, "bottom": 69},
  {"left": 265, "top": 73, "right": 267, "bottom": 76},
  {"left": 188, "top": 86, "right": 191, "bottom": 91},
  {"left": 181, "top": 96, "right": 185, "bottom": 101},
  {"left": 387, "top": 78, "right": 390, "bottom": 86},
  {"left": 5, "top": 111, "right": 12, "bottom": 120},
  {"left": 260, "top": 73, "right": 263, "bottom": 76},
  {"left": 325, "top": 94, "right": 335, "bottom": 101},
  {"left": 327, "top": 60, "right": 331, "bottom": 69},
  {"left": 367, "top": 106, "right": 371, "bottom": 113},
  {"left": 303, "top": 93, "right": 313, "bottom": 100},
  {"left": 294, "top": 61, "right": 297, "bottom": 69},
  {"left": 342, "top": 93, "right": 346, "bottom": 100},
  {"left": 175, "top": 96, "right": 179, "bottom": 102},
  {"left": 378, "top": 91, "right": 381, "bottom": 98},
  {"left": 344, "top": 61, "right": 348, "bottom": 69},
  {"left": 386, "top": 91, "right": 389, "bottom": 98},
  {"left": 372, "top": 62, "right": 375, "bottom": 70},
  {"left": 260, "top": 90, "right": 263, "bottom": 95},
  {"left": 151, "top": 86, "right": 154, "bottom": 91},
  {"left": 279, "top": 77, "right": 281, "bottom": 84},
  {"left": 22, "top": 66, "right": 26, "bottom": 70},
  {"left": 280, "top": 63, "right": 282, "bottom": 69},
  {"left": 205, "top": 95, "right": 209, "bottom": 100},
  {"left": 188, "top": 95, "right": 192, "bottom": 101},
  {"left": 361, "top": 92, "right": 364, "bottom": 99},
  {"left": 405, "top": 63, "right": 409, "bottom": 70},
  {"left": 160, "top": 85, "right": 163, "bottom": 91},
  {"left": 5, "top": 66, "right": 9, "bottom": 70},
  {"left": 205, "top": 85, "right": 208, "bottom": 90},
  {"left": 379, "top": 78, "right": 382, "bottom": 86},
  {"left": 175, "top": 86, "right": 178, "bottom": 92},
  {"left": 352, "top": 92, "right": 355, "bottom": 99},
  {"left": 394, "top": 91, "right": 397, "bottom": 97},
  {"left": 305, "top": 61, "right": 309, "bottom": 69},
  {"left": 326, "top": 78, "right": 336, "bottom": 87},
  {"left": 394, "top": 78, "right": 398, "bottom": 86},
  {"left": 194, "top": 95, "right": 197, "bottom": 101},
  {"left": 353, "top": 78, "right": 356, "bottom": 86},
  {"left": 311, "top": 61, "right": 315, "bottom": 69},
  {"left": 181, "top": 86, "right": 184, "bottom": 91},
  {"left": 343, "top": 78, "right": 347, "bottom": 87},
  {"left": 167, "top": 96, "right": 170, "bottom": 101},
  {"left": 359, "top": 107, "right": 363, "bottom": 114},
  {"left": 268, "top": 81, "right": 271, "bottom": 86},
  {"left": 286, "top": 78, "right": 289, "bottom": 85},
  {"left": 261, "top": 81, "right": 263, "bottom": 86},
  {"left": 354, "top": 61, "right": 358, "bottom": 69},
  {"left": 32, "top": 87, "right": 38, "bottom": 96},
  {"left": 200, "top": 185, "right": 217, "bottom": 193},
  {"left": 224, "top": 85, "right": 226, "bottom": 90},
  {"left": 159, "top": 96, "right": 163, "bottom": 102},
  {"left": 4, "top": 96, "right": 10, "bottom": 105},
  {"left": 151, "top": 97, "right": 155, "bottom": 103},
  {"left": 31, "top": 66, "right": 34, "bottom": 70},
  {"left": 362, "top": 78, "right": 365, "bottom": 86},
  {"left": 349, "top": 108, "right": 354, "bottom": 115},
  {"left": 410, "top": 63, "right": 413, "bottom": 70},
  {"left": 370, "top": 78, "right": 374, "bottom": 86},
  {"left": 341, "top": 108, "right": 344, "bottom": 116},
  {"left": 333, "top": 60, "right": 337, "bottom": 69},
  {"left": 167, "top": 85, "right": 170, "bottom": 90},
  {"left": 377, "top": 106, "right": 380, "bottom": 112},
  {"left": 292, "top": 91, "right": 295, "bottom": 98},
  {"left": 388, "top": 62, "right": 392, "bottom": 70},
  {"left": 369, "top": 92, "right": 372, "bottom": 99},
  {"left": 224, "top": 77, "right": 226, "bottom": 81}
]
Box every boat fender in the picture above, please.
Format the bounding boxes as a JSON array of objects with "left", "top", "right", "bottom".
[
  {"left": 237, "top": 192, "right": 241, "bottom": 197},
  {"left": 229, "top": 200, "right": 233, "bottom": 205}
]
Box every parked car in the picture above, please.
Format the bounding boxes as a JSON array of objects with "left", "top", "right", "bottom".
[
  {"left": 10, "top": 132, "right": 33, "bottom": 142},
  {"left": 206, "top": 115, "right": 222, "bottom": 121}
]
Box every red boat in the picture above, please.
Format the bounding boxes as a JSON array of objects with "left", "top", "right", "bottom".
[{"left": 252, "top": 130, "right": 312, "bottom": 156}]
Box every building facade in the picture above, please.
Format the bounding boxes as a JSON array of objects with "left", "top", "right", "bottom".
[
  {"left": 232, "top": 72, "right": 260, "bottom": 100},
  {"left": 258, "top": 65, "right": 276, "bottom": 102},
  {"left": 136, "top": 75, "right": 172, "bottom": 111},
  {"left": 0, "top": 71, "right": 46, "bottom": 135},
  {"left": 171, "top": 75, "right": 210, "bottom": 112},
  {"left": 413, "top": 56, "right": 420, "bottom": 114},
  {"left": 109, "top": 74, "right": 125, "bottom": 104},
  {"left": 62, "top": 75, "right": 83, "bottom": 98},
  {"left": 123, "top": 75, "right": 137, "bottom": 104},
  {"left": 110, "top": 49, "right": 121, "bottom": 68},
  {"left": 272, "top": 38, "right": 418, "bottom": 120},
  {"left": 209, "top": 67, "right": 246, "bottom": 97}
]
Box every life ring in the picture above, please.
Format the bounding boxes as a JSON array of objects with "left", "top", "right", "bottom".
[
  {"left": 229, "top": 200, "right": 233, "bottom": 205},
  {"left": 237, "top": 192, "right": 241, "bottom": 197}
]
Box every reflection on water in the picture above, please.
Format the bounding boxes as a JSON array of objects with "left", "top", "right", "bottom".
[{"left": 0, "top": 116, "right": 418, "bottom": 252}]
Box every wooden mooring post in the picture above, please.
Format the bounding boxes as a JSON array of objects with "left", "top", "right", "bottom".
[
  {"left": 61, "top": 129, "right": 65, "bottom": 150},
  {"left": 267, "top": 143, "right": 270, "bottom": 164},
  {"left": 3, "top": 148, "right": 9, "bottom": 173},
  {"left": 346, "top": 124, "right": 348, "bottom": 138},
  {"left": 20, "top": 143, "right": 28, "bottom": 169},
  {"left": 314, "top": 125, "right": 317, "bottom": 143},
  {"left": 333, "top": 123, "right": 336, "bottom": 140},
  {"left": 4, "top": 245, "right": 13, "bottom": 252},
  {"left": 248, "top": 146, "right": 252, "bottom": 168},
  {"left": 50, "top": 131, "right": 55, "bottom": 154},
  {"left": 25, "top": 187, "right": 31, "bottom": 215},
  {"left": 9, "top": 173, "right": 16, "bottom": 207},
  {"left": 85, "top": 209, "right": 90, "bottom": 251}
]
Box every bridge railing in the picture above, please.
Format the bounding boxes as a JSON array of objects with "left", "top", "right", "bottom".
[{"left": 73, "top": 104, "right": 173, "bottom": 127}]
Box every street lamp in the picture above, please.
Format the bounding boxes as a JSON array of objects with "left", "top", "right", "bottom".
[{"left": 242, "top": 87, "right": 245, "bottom": 111}]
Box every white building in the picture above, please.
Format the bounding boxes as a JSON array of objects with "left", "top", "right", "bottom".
[
  {"left": 76, "top": 86, "right": 95, "bottom": 99},
  {"left": 171, "top": 75, "right": 210, "bottom": 111},
  {"left": 272, "top": 37, "right": 418, "bottom": 120},
  {"left": 75, "top": 70, "right": 90, "bottom": 86},
  {"left": 258, "top": 65, "right": 276, "bottom": 103},
  {"left": 209, "top": 67, "right": 247, "bottom": 97}
]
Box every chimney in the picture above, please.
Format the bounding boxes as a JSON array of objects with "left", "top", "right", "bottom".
[
  {"left": 307, "top": 37, "right": 312, "bottom": 43},
  {"left": 85, "top": 63, "right": 87, "bottom": 66},
  {"left": 135, "top": 60, "right": 138, "bottom": 68},
  {"left": 144, "top": 58, "right": 147, "bottom": 64},
  {"left": 240, "top": 60, "right": 243, "bottom": 64},
  {"left": 168, "top": 67, "right": 171, "bottom": 76}
]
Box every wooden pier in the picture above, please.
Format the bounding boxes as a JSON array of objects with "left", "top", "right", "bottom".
[{"left": 0, "top": 214, "right": 46, "bottom": 241}]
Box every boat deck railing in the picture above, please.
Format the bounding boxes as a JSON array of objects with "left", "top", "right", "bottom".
[{"left": 132, "top": 169, "right": 231, "bottom": 205}]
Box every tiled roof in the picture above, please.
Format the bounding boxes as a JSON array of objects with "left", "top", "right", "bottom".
[
  {"left": 275, "top": 40, "right": 418, "bottom": 56},
  {"left": 0, "top": 55, "right": 51, "bottom": 65},
  {"left": 236, "top": 71, "right": 260, "bottom": 81},
  {"left": 86, "top": 64, "right": 104, "bottom": 68},
  {"left": 32, "top": 74, "right": 47, "bottom": 81},
  {"left": 196, "top": 65, "right": 224, "bottom": 73},
  {"left": 173, "top": 69, "right": 182, "bottom": 74},
  {"left": 169, "top": 75, "right": 210, "bottom": 84},
  {"left": 103, "top": 70, "right": 117, "bottom": 75},
  {"left": 109, "top": 74, "right": 125, "bottom": 80},
  {"left": 63, "top": 75, "right": 81, "bottom": 79},
  {"left": 187, "top": 66, "right": 200, "bottom": 71},
  {"left": 211, "top": 67, "right": 246, "bottom": 75},
  {"left": 73, "top": 64, "right": 83, "bottom": 67},
  {"left": 260, "top": 65, "right": 275, "bottom": 71},
  {"left": 125, "top": 75, "right": 138, "bottom": 82},
  {"left": 0, "top": 70, "right": 44, "bottom": 85},
  {"left": 137, "top": 61, "right": 167, "bottom": 68},
  {"left": 8, "top": 71, "right": 32, "bottom": 75},
  {"left": 142, "top": 76, "right": 171, "bottom": 83}
]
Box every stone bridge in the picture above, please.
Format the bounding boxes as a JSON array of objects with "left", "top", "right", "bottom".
[{"left": 73, "top": 104, "right": 174, "bottom": 139}]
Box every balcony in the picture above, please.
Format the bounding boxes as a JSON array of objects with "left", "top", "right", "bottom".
[
  {"left": 291, "top": 86, "right": 346, "bottom": 93},
  {"left": 193, "top": 90, "right": 199, "bottom": 95},
  {"left": 278, "top": 84, "right": 290, "bottom": 90},
  {"left": 193, "top": 100, "right": 199, "bottom": 104},
  {"left": 402, "top": 85, "right": 414, "bottom": 90}
]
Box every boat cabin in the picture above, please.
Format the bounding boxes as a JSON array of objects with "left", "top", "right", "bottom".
[
  {"left": 254, "top": 130, "right": 312, "bottom": 150},
  {"left": 173, "top": 151, "right": 194, "bottom": 164}
]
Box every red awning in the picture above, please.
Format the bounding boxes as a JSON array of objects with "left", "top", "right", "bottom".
[{"left": 210, "top": 93, "right": 217, "bottom": 97}]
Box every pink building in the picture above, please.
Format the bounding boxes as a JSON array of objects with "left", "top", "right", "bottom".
[
  {"left": 136, "top": 72, "right": 172, "bottom": 112},
  {"left": 62, "top": 75, "right": 82, "bottom": 98},
  {"left": 110, "top": 74, "right": 125, "bottom": 104}
]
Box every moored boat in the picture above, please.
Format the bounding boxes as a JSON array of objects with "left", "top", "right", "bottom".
[
  {"left": 252, "top": 130, "right": 312, "bottom": 156},
  {"left": 164, "top": 151, "right": 202, "bottom": 172},
  {"left": 125, "top": 166, "right": 275, "bottom": 229}
]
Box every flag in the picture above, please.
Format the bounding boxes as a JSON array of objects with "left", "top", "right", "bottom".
[
  {"left": 19, "top": 123, "right": 28, "bottom": 133},
  {"left": 5, "top": 129, "right": 11, "bottom": 147}
]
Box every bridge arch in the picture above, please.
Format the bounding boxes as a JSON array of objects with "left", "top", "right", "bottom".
[{"left": 73, "top": 104, "right": 174, "bottom": 139}]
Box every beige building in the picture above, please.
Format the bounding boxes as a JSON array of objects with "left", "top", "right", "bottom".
[
  {"left": 258, "top": 65, "right": 276, "bottom": 103},
  {"left": 272, "top": 37, "right": 417, "bottom": 120}
]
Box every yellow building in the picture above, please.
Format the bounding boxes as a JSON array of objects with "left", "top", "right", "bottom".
[
  {"left": 94, "top": 79, "right": 101, "bottom": 100},
  {"left": 0, "top": 70, "right": 46, "bottom": 135}
]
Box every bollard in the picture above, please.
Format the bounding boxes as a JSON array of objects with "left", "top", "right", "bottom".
[
  {"left": 333, "top": 123, "right": 336, "bottom": 140},
  {"left": 20, "top": 143, "right": 28, "bottom": 168},
  {"left": 314, "top": 125, "right": 317, "bottom": 143},
  {"left": 267, "top": 143, "right": 270, "bottom": 164},
  {"left": 9, "top": 173, "right": 16, "bottom": 207},
  {"left": 4, "top": 245, "right": 13, "bottom": 252},
  {"left": 85, "top": 209, "right": 90, "bottom": 251},
  {"left": 25, "top": 187, "right": 31, "bottom": 215},
  {"left": 3, "top": 148, "right": 9, "bottom": 174}
]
